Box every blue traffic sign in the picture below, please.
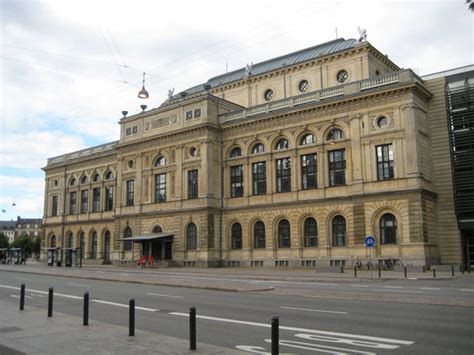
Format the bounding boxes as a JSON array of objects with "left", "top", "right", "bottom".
[{"left": 365, "top": 235, "right": 376, "bottom": 248}]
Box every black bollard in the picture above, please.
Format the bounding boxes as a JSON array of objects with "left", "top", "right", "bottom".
[
  {"left": 129, "top": 299, "right": 135, "bottom": 336},
  {"left": 461, "top": 265, "right": 464, "bottom": 274},
  {"left": 20, "top": 284, "right": 25, "bottom": 311},
  {"left": 354, "top": 266, "right": 357, "bottom": 278},
  {"left": 83, "top": 292, "right": 89, "bottom": 326},
  {"left": 340, "top": 266, "right": 344, "bottom": 274},
  {"left": 48, "top": 287, "right": 53, "bottom": 317},
  {"left": 404, "top": 266, "right": 407, "bottom": 279},
  {"left": 422, "top": 265, "right": 426, "bottom": 273},
  {"left": 190, "top": 307, "right": 196, "bottom": 350},
  {"left": 451, "top": 265, "right": 455, "bottom": 277},
  {"left": 271, "top": 316, "right": 279, "bottom": 355},
  {"left": 378, "top": 264, "right": 382, "bottom": 278},
  {"left": 433, "top": 267, "right": 436, "bottom": 278}
]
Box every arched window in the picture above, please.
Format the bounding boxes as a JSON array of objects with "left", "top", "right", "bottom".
[
  {"left": 50, "top": 235, "right": 56, "bottom": 248},
  {"left": 92, "top": 173, "right": 100, "bottom": 182},
  {"left": 231, "top": 223, "right": 242, "bottom": 249},
  {"left": 275, "top": 138, "right": 289, "bottom": 150},
  {"left": 67, "top": 232, "right": 74, "bottom": 248},
  {"left": 69, "top": 178, "right": 76, "bottom": 186},
  {"left": 230, "top": 147, "right": 242, "bottom": 158},
  {"left": 332, "top": 215, "right": 346, "bottom": 246},
  {"left": 79, "top": 232, "right": 85, "bottom": 251},
  {"left": 300, "top": 133, "right": 315, "bottom": 145},
  {"left": 304, "top": 218, "right": 318, "bottom": 247},
  {"left": 327, "top": 128, "right": 344, "bottom": 140},
  {"left": 254, "top": 221, "right": 266, "bottom": 249},
  {"left": 91, "top": 232, "right": 98, "bottom": 259},
  {"left": 105, "top": 171, "right": 114, "bottom": 180},
  {"left": 187, "top": 223, "right": 197, "bottom": 250},
  {"left": 153, "top": 225, "right": 163, "bottom": 234},
  {"left": 380, "top": 213, "right": 397, "bottom": 244},
  {"left": 104, "top": 231, "right": 111, "bottom": 261},
  {"left": 278, "top": 219, "right": 291, "bottom": 248},
  {"left": 252, "top": 143, "right": 265, "bottom": 154},
  {"left": 154, "top": 156, "right": 167, "bottom": 167},
  {"left": 80, "top": 175, "right": 88, "bottom": 184},
  {"left": 124, "top": 227, "right": 132, "bottom": 251}
]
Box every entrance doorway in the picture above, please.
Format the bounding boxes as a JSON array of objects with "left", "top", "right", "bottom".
[
  {"left": 153, "top": 239, "right": 172, "bottom": 260},
  {"left": 462, "top": 230, "right": 474, "bottom": 270}
]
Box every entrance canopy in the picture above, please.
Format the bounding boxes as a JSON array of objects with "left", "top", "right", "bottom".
[{"left": 119, "top": 232, "right": 173, "bottom": 242}]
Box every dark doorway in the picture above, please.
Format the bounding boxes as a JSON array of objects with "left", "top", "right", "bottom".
[
  {"left": 104, "top": 232, "right": 111, "bottom": 261},
  {"left": 462, "top": 230, "right": 474, "bottom": 270},
  {"left": 164, "top": 241, "right": 172, "bottom": 260}
]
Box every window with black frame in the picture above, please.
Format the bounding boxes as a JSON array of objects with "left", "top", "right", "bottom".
[
  {"left": 155, "top": 173, "right": 166, "bottom": 203},
  {"left": 301, "top": 154, "right": 317, "bottom": 190},
  {"left": 380, "top": 213, "right": 397, "bottom": 244},
  {"left": 231, "top": 223, "right": 242, "bottom": 249},
  {"left": 376, "top": 144, "right": 394, "bottom": 180},
  {"left": 81, "top": 190, "right": 89, "bottom": 213},
  {"left": 254, "top": 221, "right": 266, "bottom": 249},
  {"left": 91, "top": 232, "right": 98, "bottom": 259},
  {"left": 124, "top": 227, "right": 132, "bottom": 251},
  {"left": 276, "top": 157, "right": 291, "bottom": 192},
  {"left": 328, "top": 149, "right": 346, "bottom": 186},
  {"left": 187, "top": 223, "right": 197, "bottom": 250},
  {"left": 92, "top": 188, "right": 100, "bottom": 212},
  {"left": 188, "top": 170, "right": 198, "bottom": 199},
  {"left": 278, "top": 219, "right": 291, "bottom": 248},
  {"left": 332, "top": 215, "right": 346, "bottom": 246},
  {"left": 304, "top": 217, "right": 318, "bottom": 247},
  {"left": 105, "top": 186, "right": 113, "bottom": 211},
  {"left": 230, "top": 165, "right": 244, "bottom": 198},
  {"left": 69, "top": 191, "right": 77, "bottom": 215},
  {"left": 252, "top": 162, "right": 266, "bottom": 195},
  {"left": 51, "top": 196, "right": 58, "bottom": 216},
  {"left": 126, "top": 180, "right": 134, "bottom": 206}
]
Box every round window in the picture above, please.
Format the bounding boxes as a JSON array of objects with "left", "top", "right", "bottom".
[
  {"left": 127, "top": 160, "right": 134, "bottom": 169},
  {"left": 190, "top": 147, "right": 198, "bottom": 157},
  {"left": 264, "top": 89, "right": 274, "bottom": 101},
  {"left": 336, "top": 70, "right": 349, "bottom": 83},
  {"left": 375, "top": 70, "right": 381, "bottom": 76},
  {"left": 298, "top": 80, "right": 309, "bottom": 93},
  {"left": 377, "top": 116, "right": 389, "bottom": 128}
]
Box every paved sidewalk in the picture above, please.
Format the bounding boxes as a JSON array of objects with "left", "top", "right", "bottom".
[{"left": 0, "top": 299, "right": 243, "bottom": 355}]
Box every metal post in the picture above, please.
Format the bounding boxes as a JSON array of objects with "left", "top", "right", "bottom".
[
  {"left": 20, "top": 284, "right": 25, "bottom": 311},
  {"left": 433, "top": 267, "right": 436, "bottom": 278},
  {"left": 340, "top": 266, "right": 344, "bottom": 274},
  {"left": 378, "top": 264, "right": 381, "bottom": 278},
  {"left": 190, "top": 307, "right": 196, "bottom": 350},
  {"left": 129, "top": 299, "right": 135, "bottom": 336},
  {"left": 79, "top": 248, "right": 83, "bottom": 268},
  {"left": 422, "top": 266, "right": 426, "bottom": 273},
  {"left": 451, "top": 265, "right": 455, "bottom": 277},
  {"left": 83, "top": 292, "right": 89, "bottom": 326},
  {"left": 404, "top": 266, "right": 407, "bottom": 279},
  {"left": 354, "top": 266, "right": 357, "bottom": 278},
  {"left": 271, "top": 316, "right": 279, "bottom": 355},
  {"left": 48, "top": 287, "right": 53, "bottom": 317},
  {"left": 461, "top": 265, "right": 464, "bottom": 274}
]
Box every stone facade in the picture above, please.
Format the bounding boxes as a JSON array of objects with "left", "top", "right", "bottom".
[{"left": 42, "top": 38, "right": 467, "bottom": 267}]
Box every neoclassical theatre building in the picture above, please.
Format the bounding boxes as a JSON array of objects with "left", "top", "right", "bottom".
[{"left": 42, "top": 37, "right": 474, "bottom": 268}]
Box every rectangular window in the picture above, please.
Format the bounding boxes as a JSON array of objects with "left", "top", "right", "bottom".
[
  {"left": 328, "top": 149, "right": 346, "bottom": 187},
  {"left": 105, "top": 187, "right": 114, "bottom": 211},
  {"left": 126, "top": 180, "right": 134, "bottom": 206},
  {"left": 155, "top": 173, "right": 167, "bottom": 203},
  {"left": 92, "top": 188, "right": 101, "bottom": 212},
  {"left": 276, "top": 158, "right": 291, "bottom": 193},
  {"left": 81, "top": 190, "right": 89, "bottom": 213},
  {"left": 188, "top": 170, "right": 198, "bottom": 199},
  {"left": 69, "top": 191, "right": 77, "bottom": 215},
  {"left": 376, "top": 144, "right": 394, "bottom": 180},
  {"left": 230, "top": 165, "right": 244, "bottom": 198},
  {"left": 301, "top": 154, "right": 317, "bottom": 190},
  {"left": 252, "top": 162, "right": 266, "bottom": 195},
  {"left": 51, "top": 196, "right": 58, "bottom": 217}
]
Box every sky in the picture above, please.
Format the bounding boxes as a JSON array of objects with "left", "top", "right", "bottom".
[{"left": 0, "top": 0, "right": 473, "bottom": 221}]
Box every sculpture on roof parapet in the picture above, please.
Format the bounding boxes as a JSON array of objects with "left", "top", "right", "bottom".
[
  {"left": 168, "top": 88, "right": 175, "bottom": 99},
  {"left": 244, "top": 62, "right": 253, "bottom": 77},
  {"left": 358, "top": 27, "right": 367, "bottom": 42}
]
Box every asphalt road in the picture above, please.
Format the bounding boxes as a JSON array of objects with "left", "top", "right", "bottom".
[{"left": 1, "top": 270, "right": 473, "bottom": 354}]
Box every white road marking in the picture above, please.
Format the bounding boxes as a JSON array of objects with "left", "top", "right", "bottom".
[
  {"left": 420, "top": 287, "right": 441, "bottom": 291},
  {"left": 295, "top": 333, "right": 399, "bottom": 350},
  {"left": 92, "top": 299, "right": 159, "bottom": 312},
  {"left": 146, "top": 292, "right": 184, "bottom": 299},
  {"left": 264, "top": 339, "right": 376, "bottom": 354},
  {"left": 461, "top": 289, "right": 474, "bottom": 292},
  {"left": 350, "top": 284, "right": 369, "bottom": 288},
  {"left": 11, "top": 294, "right": 33, "bottom": 299},
  {"left": 169, "top": 312, "right": 414, "bottom": 345},
  {"left": 280, "top": 306, "right": 348, "bottom": 315},
  {"left": 372, "top": 289, "right": 424, "bottom": 294},
  {"left": 384, "top": 286, "right": 403, "bottom": 289},
  {"left": 0, "top": 284, "right": 158, "bottom": 312},
  {"left": 67, "top": 282, "right": 91, "bottom": 288}
]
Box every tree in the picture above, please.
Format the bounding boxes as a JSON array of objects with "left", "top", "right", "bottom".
[
  {"left": 0, "top": 233, "right": 9, "bottom": 248},
  {"left": 467, "top": 0, "right": 474, "bottom": 12},
  {"left": 33, "top": 237, "right": 42, "bottom": 260},
  {"left": 11, "top": 233, "right": 34, "bottom": 255}
]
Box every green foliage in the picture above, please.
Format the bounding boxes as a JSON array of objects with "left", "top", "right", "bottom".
[
  {"left": 11, "top": 233, "right": 34, "bottom": 255},
  {"left": 0, "top": 233, "right": 9, "bottom": 248}
]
